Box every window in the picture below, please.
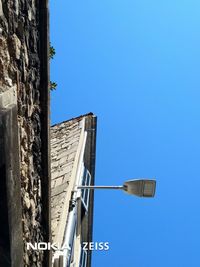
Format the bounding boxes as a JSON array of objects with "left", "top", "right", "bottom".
[
  {"left": 79, "top": 248, "right": 87, "bottom": 267},
  {"left": 81, "top": 167, "right": 91, "bottom": 212}
]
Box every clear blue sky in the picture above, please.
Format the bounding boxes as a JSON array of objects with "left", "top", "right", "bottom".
[{"left": 50, "top": 1, "right": 200, "bottom": 266}]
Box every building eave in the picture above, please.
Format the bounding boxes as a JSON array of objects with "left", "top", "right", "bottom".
[{"left": 83, "top": 114, "right": 97, "bottom": 267}]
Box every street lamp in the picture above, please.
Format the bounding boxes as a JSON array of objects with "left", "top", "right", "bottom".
[
  {"left": 78, "top": 179, "right": 156, "bottom": 197},
  {"left": 58, "top": 179, "right": 156, "bottom": 267}
]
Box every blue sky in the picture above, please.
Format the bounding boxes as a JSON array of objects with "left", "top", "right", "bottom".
[{"left": 50, "top": 1, "right": 200, "bottom": 266}]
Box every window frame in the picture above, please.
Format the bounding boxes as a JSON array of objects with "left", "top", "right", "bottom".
[
  {"left": 79, "top": 248, "right": 87, "bottom": 267},
  {"left": 81, "top": 167, "right": 91, "bottom": 212}
]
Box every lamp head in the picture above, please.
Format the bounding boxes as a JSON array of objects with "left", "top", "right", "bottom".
[{"left": 123, "top": 179, "right": 156, "bottom": 197}]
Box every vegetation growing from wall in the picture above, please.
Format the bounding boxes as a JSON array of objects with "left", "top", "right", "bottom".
[{"left": 49, "top": 43, "right": 57, "bottom": 91}]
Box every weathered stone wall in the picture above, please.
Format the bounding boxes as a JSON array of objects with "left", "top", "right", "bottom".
[
  {"left": 0, "top": 1, "right": 49, "bottom": 266},
  {"left": 51, "top": 118, "right": 82, "bottom": 243}
]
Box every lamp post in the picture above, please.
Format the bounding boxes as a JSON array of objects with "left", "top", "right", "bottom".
[
  {"left": 59, "top": 179, "right": 156, "bottom": 267},
  {"left": 78, "top": 179, "right": 156, "bottom": 197}
]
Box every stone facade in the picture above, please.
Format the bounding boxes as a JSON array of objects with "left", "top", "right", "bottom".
[
  {"left": 0, "top": 1, "right": 50, "bottom": 267},
  {"left": 51, "top": 118, "right": 82, "bottom": 244}
]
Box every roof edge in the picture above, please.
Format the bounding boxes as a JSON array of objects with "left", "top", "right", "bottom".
[{"left": 51, "top": 112, "right": 95, "bottom": 128}]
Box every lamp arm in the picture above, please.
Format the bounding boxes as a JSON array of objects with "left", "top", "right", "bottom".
[{"left": 77, "top": 185, "right": 124, "bottom": 190}]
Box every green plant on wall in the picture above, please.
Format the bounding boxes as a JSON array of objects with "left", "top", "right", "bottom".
[
  {"left": 50, "top": 43, "right": 56, "bottom": 60},
  {"left": 49, "top": 42, "right": 57, "bottom": 91},
  {"left": 50, "top": 81, "right": 57, "bottom": 91}
]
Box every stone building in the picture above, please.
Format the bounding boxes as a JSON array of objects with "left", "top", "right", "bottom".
[
  {"left": 51, "top": 113, "right": 97, "bottom": 267},
  {"left": 0, "top": 1, "right": 50, "bottom": 267}
]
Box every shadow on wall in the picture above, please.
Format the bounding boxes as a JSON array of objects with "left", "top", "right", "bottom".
[{"left": 0, "top": 164, "right": 10, "bottom": 266}]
